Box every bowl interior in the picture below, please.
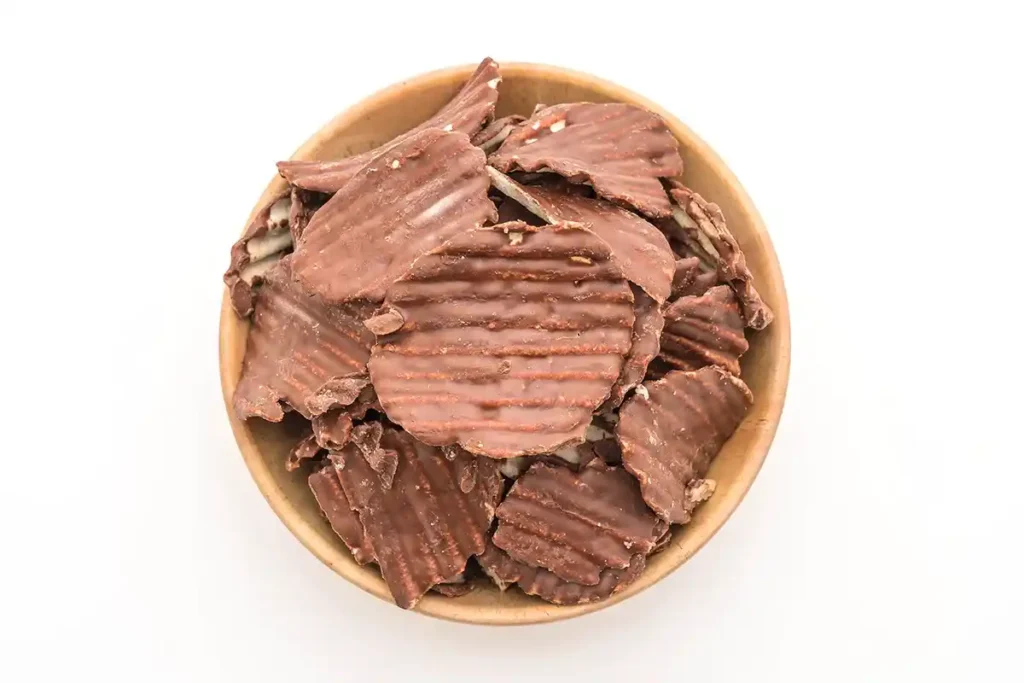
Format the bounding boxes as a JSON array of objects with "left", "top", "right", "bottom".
[{"left": 219, "top": 62, "right": 790, "bottom": 625}]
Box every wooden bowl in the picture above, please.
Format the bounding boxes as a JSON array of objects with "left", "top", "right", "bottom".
[{"left": 219, "top": 62, "right": 790, "bottom": 625}]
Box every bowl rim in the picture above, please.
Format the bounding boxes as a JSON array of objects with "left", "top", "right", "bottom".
[{"left": 219, "top": 60, "right": 791, "bottom": 625}]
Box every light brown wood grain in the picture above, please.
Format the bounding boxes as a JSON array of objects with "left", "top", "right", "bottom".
[{"left": 219, "top": 62, "right": 791, "bottom": 625}]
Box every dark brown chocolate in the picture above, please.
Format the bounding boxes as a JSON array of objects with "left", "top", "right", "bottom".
[
  {"left": 288, "top": 187, "right": 328, "bottom": 241},
  {"left": 491, "top": 461, "right": 662, "bottom": 585},
  {"left": 292, "top": 128, "right": 496, "bottom": 303},
  {"left": 617, "top": 367, "right": 752, "bottom": 523},
  {"left": 368, "top": 222, "right": 634, "bottom": 458},
  {"left": 477, "top": 542, "right": 646, "bottom": 605},
  {"left": 232, "top": 259, "right": 376, "bottom": 422},
  {"left": 661, "top": 183, "right": 773, "bottom": 329},
  {"left": 277, "top": 58, "right": 501, "bottom": 194},
  {"left": 660, "top": 285, "right": 749, "bottom": 375},
  {"left": 224, "top": 190, "right": 293, "bottom": 318},
  {"left": 309, "top": 464, "right": 375, "bottom": 565},
  {"left": 489, "top": 103, "right": 684, "bottom": 218},
  {"left": 334, "top": 428, "right": 502, "bottom": 609},
  {"left": 487, "top": 168, "right": 674, "bottom": 304}
]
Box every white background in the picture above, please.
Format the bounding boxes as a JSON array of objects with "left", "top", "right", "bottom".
[{"left": 2, "top": 2, "right": 1022, "bottom": 681}]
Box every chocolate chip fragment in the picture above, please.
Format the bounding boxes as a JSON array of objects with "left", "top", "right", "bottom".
[
  {"left": 278, "top": 58, "right": 501, "bottom": 194},
  {"left": 477, "top": 543, "right": 646, "bottom": 605},
  {"left": 472, "top": 114, "right": 525, "bottom": 152},
  {"left": 660, "top": 183, "right": 773, "bottom": 329},
  {"left": 369, "top": 221, "right": 634, "bottom": 458},
  {"left": 602, "top": 287, "right": 665, "bottom": 410},
  {"left": 224, "top": 191, "right": 293, "bottom": 318},
  {"left": 617, "top": 367, "right": 752, "bottom": 523},
  {"left": 660, "top": 285, "right": 749, "bottom": 375},
  {"left": 489, "top": 103, "right": 684, "bottom": 218},
  {"left": 286, "top": 431, "right": 323, "bottom": 472},
  {"left": 292, "top": 129, "right": 496, "bottom": 303},
  {"left": 491, "top": 461, "right": 662, "bottom": 585},
  {"left": 487, "top": 168, "right": 674, "bottom": 304},
  {"left": 671, "top": 256, "right": 719, "bottom": 299},
  {"left": 363, "top": 308, "right": 405, "bottom": 336},
  {"left": 311, "top": 409, "right": 354, "bottom": 451},
  {"left": 232, "top": 258, "right": 376, "bottom": 422},
  {"left": 309, "top": 464, "right": 375, "bottom": 565},
  {"left": 333, "top": 428, "right": 502, "bottom": 608}
]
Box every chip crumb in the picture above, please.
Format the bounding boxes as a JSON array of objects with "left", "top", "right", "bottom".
[
  {"left": 524, "top": 138, "right": 537, "bottom": 145},
  {"left": 442, "top": 123, "right": 453, "bottom": 132},
  {"left": 635, "top": 384, "right": 650, "bottom": 400},
  {"left": 570, "top": 255, "right": 592, "bottom": 264},
  {"left": 508, "top": 231, "right": 524, "bottom": 245},
  {"left": 390, "top": 159, "right": 400, "bottom": 169},
  {"left": 549, "top": 120, "right": 566, "bottom": 133}
]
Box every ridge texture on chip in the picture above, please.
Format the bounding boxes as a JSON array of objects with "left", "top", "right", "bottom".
[
  {"left": 487, "top": 168, "right": 674, "bottom": 304},
  {"left": 368, "top": 222, "right": 635, "bottom": 458},
  {"left": 660, "top": 285, "right": 748, "bottom": 375},
  {"left": 277, "top": 58, "right": 501, "bottom": 194},
  {"left": 309, "top": 464, "right": 376, "bottom": 565},
  {"left": 477, "top": 542, "right": 646, "bottom": 605},
  {"left": 333, "top": 428, "right": 502, "bottom": 609},
  {"left": 603, "top": 287, "right": 665, "bottom": 410},
  {"left": 491, "top": 461, "right": 662, "bottom": 585},
  {"left": 617, "top": 366, "right": 753, "bottom": 523},
  {"left": 232, "top": 259, "right": 376, "bottom": 421},
  {"left": 292, "top": 128, "right": 497, "bottom": 303},
  {"left": 489, "top": 102, "right": 683, "bottom": 218}
]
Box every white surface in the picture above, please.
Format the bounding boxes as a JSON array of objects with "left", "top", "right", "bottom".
[{"left": 2, "top": 2, "right": 1022, "bottom": 681}]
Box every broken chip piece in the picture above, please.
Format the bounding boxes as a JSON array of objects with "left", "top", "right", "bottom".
[
  {"left": 368, "top": 221, "right": 635, "bottom": 458},
  {"left": 232, "top": 258, "right": 376, "bottom": 422},
  {"left": 660, "top": 285, "right": 749, "bottom": 375},
  {"left": 671, "top": 256, "right": 719, "bottom": 299},
  {"left": 431, "top": 574, "right": 476, "bottom": 597},
  {"left": 477, "top": 542, "right": 646, "bottom": 605},
  {"left": 277, "top": 58, "right": 501, "bottom": 194},
  {"left": 333, "top": 428, "right": 502, "bottom": 609},
  {"left": 487, "top": 167, "right": 674, "bottom": 304},
  {"left": 472, "top": 114, "right": 526, "bottom": 152},
  {"left": 309, "top": 464, "right": 375, "bottom": 565},
  {"left": 661, "top": 182, "right": 773, "bottom": 329},
  {"left": 311, "top": 409, "right": 354, "bottom": 452},
  {"left": 286, "top": 431, "right": 323, "bottom": 472},
  {"left": 224, "top": 190, "right": 293, "bottom": 318},
  {"left": 292, "top": 128, "right": 497, "bottom": 303},
  {"left": 489, "top": 102, "right": 684, "bottom": 218},
  {"left": 617, "top": 366, "right": 753, "bottom": 523},
  {"left": 603, "top": 287, "right": 665, "bottom": 411},
  {"left": 491, "top": 461, "right": 662, "bottom": 585}
]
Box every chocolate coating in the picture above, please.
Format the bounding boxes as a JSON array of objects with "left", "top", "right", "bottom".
[
  {"left": 617, "top": 367, "right": 752, "bottom": 523},
  {"left": 489, "top": 102, "right": 683, "bottom": 218},
  {"left": 369, "top": 222, "right": 634, "bottom": 458},
  {"left": 292, "top": 128, "right": 496, "bottom": 303}
]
